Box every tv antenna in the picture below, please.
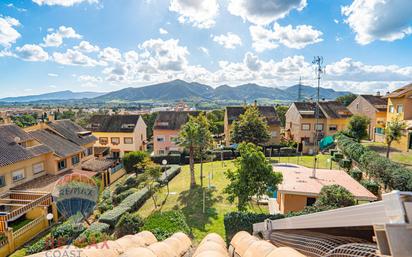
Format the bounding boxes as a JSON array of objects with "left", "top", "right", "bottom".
[{"left": 297, "top": 76, "right": 303, "bottom": 101}]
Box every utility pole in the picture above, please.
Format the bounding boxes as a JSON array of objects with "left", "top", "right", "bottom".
[
  {"left": 311, "top": 56, "right": 324, "bottom": 178},
  {"left": 297, "top": 76, "right": 302, "bottom": 101}
]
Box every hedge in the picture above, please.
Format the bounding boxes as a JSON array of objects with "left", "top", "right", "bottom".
[
  {"left": 158, "top": 165, "right": 181, "bottom": 184},
  {"left": 339, "top": 159, "right": 352, "bottom": 171},
  {"left": 361, "top": 180, "right": 380, "bottom": 196},
  {"left": 223, "top": 212, "right": 284, "bottom": 243},
  {"left": 151, "top": 154, "right": 181, "bottom": 165},
  {"left": 350, "top": 169, "right": 363, "bottom": 182},
  {"left": 141, "top": 211, "right": 190, "bottom": 241},
  {"left": 99, "top": 206, "right": 131, "bottom": 228}
]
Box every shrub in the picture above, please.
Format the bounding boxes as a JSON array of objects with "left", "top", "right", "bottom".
[
  {"left": 315, "top": 185, "right": 355, "bottom": 208},
  {"left": 339, "top": 159, "right": 352, "bottom": 171},
  {"left": 73, "top": 231, "right": 111, "bottom": 248},
  {"left": 350, "top": 169, "right": 363, "bottom": 182},
  {"left": 26, "top": 237, "right": 49, "bottom": 254},
  {"left": 99, "top": 206, "right": 131, "bottom": 228},
  {"left": 123, "top": 151, "right": 147, "bottom": 173},
  {"left": 112, "top": 188, "right": 138, "bottom": 205},
  {"left": 84, "top": 222, "right": 110, "bottom": 234},
  {"left": 50, "top": 220, "right": 85, "bottom": 244},
  {"left": 115, "top": 212, "right": 144, "bottom": 237},
  {"left": 390, "top": 166, "right": 412, "bottom": 191},
  {"left": 97, "top": 198, "right": 113, "bottom": 213},
  {"left": 361, "top": 180, "right": 380, "bottom": 196},
  {"left": 287, "top": 205, "right": 335, "bottom": 217},
  {"left": 331, "top": 153, "right": 344, "bottom": 162},
  {"left": 119, "top": 187, "right": 151, "bottom": 210},
  {"left": 223, "top": 212, "right": 284, "bottom": 243},
  {"left": 158, "top": 166, "right": 181, "bottom": 184},
  {"left": 141, "top": 211, "right": 190, "bottom": 241}
]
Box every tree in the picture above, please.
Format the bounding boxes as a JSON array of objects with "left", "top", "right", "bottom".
[
  {"left": 123, "top": 151, "right": 147, "bottom": 174},
  {"left": 142, "top": 162, "right": 162, "bottom": 210},
  {"left": 206, "top": 109, "right": 224, "bottom": 135},
  {"left": 315, "top": 185, "right": 355, "bottom": 208},
  {"left": 336, "top": 93, "right": 357, "bottom": 106},
  {"left": 275, "top": 105, "right": 289, "bottom": 127},
  {"left": 115, "top": 213, "right": 143, "bottom": 237},
  {"left": 195, "top": 113, "right": 213, "bottom": 188},
  {"left": 179, "top": 115, "right": 200, "bottom": 188},
  {"left": 12, "top": 114, "right": 37, "bottom": 128},
  {"left": 385, "top": 117, "right": 406, "bottom": 158},
  {"left": 231, "top": 106, "right": 270, "bottom": 145},
  {"left": 346, "top": 115, "right": 370, "bottom": 142},
  {"left": 142, "top": 112, "right": 157, "bottom": 141},
  {"left": 224, "top": 142, "right": 283, "bottom": 211}
]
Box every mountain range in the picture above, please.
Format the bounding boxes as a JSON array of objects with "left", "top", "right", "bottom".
[{"left": 0, "top": 80, "right": 351, "bottom": 103}]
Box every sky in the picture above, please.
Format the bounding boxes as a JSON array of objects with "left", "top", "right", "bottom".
[{"left": 0, "top": 0, "right": 412, "bottom": 98}]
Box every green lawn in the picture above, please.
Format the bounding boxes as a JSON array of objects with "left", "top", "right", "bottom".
[
  {"left": 362, "top": 141, "right": 412, "bottom": 167},
  {"left": 137, "top": 160, "right": 267, "bottom": 243},
  {"left": 10, "top": 219, "right": 32, "bottom": 231},
  {"left": 270, "top": 154, "right": 335, "bottom": 169}
]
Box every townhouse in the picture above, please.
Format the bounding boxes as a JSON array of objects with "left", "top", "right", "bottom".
[
  {"left": 153, "top": 111, "right": 199, "bottom": 155},
  {"left": 383, "top": 83, "right": 412, "bottom": 152},
  {"left": 224, "top": 106, "right": 281, "bottom": 146},
  {"left": 347, "top": 94, "right": 387, "bottom": 142},
  {"left": 285, "top": 101, "right": 352, "bottom": 147},
  {"left": 87, "top": 115, "right": 147, "bottom": 158}
]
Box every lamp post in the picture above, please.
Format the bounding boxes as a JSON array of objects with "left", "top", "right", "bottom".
[{"left": 162, "top": 159, "right": 169, "bottom": 195}]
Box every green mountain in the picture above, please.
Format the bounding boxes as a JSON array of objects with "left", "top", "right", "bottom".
[{"left": 0, "top": 90, "right": 105, "bottom": 102}]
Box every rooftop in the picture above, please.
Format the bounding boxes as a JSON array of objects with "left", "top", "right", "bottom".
[
  {"left": 360, "top": 95, "right": 387, "bottom": 112},
  {"left": 384, "top": 83, "right": 412, "bottom": 98},
  {"left": 87, "top": 115, "right": 142, "bottom": 133},
  {"left": 275, "top": 164, "right": 377, "bottom": 201},
  {"left": 154, "top": 111, "right": 200, "bottom": 130},
  {"left": 0, "top": 124, "right": 52, "bottom": 167},
  {"left": 226, "top": 106, "right": 281, "bottom": 125},
  {"left": 47, "top": 119, "right": 97, "bottom": 146},
  {"left": 293, "top": 101, "right": 352, "bottom": 119}
]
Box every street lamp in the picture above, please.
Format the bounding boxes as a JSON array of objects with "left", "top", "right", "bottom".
[{"left": 162, "top": 159, "right": 169, "bottom": 195}]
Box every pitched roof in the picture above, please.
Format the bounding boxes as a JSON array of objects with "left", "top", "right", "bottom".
[
  {"left": 154, "top": 111, "right": 200, "bottom": 130},
  {"left": 47, "top": 119, "right": 97, "bottom": 146},
  {"left": 384, "top": 83, "right": 412, "bottom": 98},
  {"left": 293, "top": 102, "right": 326, "bottom": 119},
  {"left": 317, "top": 101, "right": 352, "bottom": 119},
  {"left": 225, "top": 106, "right": 281, "bottom": 125},
  {"left": 0, "top": 124, "right": 52, "bottom": 167},
  {"left": 276, "top": 164, "right": 377, "bottom": 201},
  {"left": 360, "top": 95, "right": 387, "bottom": 112},
  {"left": 87, "top": 115, "right": 142, "bottom": 133},
  {"left": 293, "top": 101, "right": 352, "bottom": 119},
  {"left": 29, "top": 130, "right": 83, "bottom": 158}
]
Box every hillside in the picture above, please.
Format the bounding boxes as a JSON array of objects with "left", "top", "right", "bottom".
[{"left": 0, "top": 90, "right": 105, "bottom": 102}]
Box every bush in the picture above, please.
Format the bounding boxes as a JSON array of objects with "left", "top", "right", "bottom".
[
  {"left": 350, "top": 169, "right": 363, "bottom": 182},
  {"left": 84, "top": 222, "right": 110, "bottom": 234},
  {"left": 223, "top": 212, "right": 284, "bottom": 243},
  {"left": 287, "top": 205, "right": 335, "bottom": 217},
  {"left": 97, "top": 198, "right": 113, "bottom": 213},
  {"left": 315, "top": 185, "right": 355, "bottom": 208},
  {"left": 73, "top": 230, "right": 111, "bottom": 248},
  {"left": 26, "top": 237, "right": 49, "bottom": 254},
  {"left": 331, "top": 153, "right": 344, "bottom": 162},
  {"left": 390, "top": 166, "right": 412, "bottom": 191},
  {"left": 112, "top": 188, "right": 138, "bottom": 205},
  {"left": 141, "top": 211, "right": 190, "bottom": 241},
  {"left": 115, "top": 212, "right": 144, "bottom": 237},
  {"left": 119, "top": 187, "right": 151, "bottom": 210},
  {"left": 151, "top": 154, "right": 181, "bottom": 165},
  {"left": 99, "top": 206, "right": 131, "bottom": 228},
  {"left": 339, "top": 159, "right": 352, "bottom": 171},
  {"left": 50, "top": 220, "right": 85, "bottom": 244},
  {"left": 123, "top": 151, "right": 147, "bottom": 173},
  {"left": 158, "top": 166, "right": 181, "bottom": 184},
  {"left": 361, "top": 180, "right": 380, "bottom": 196}
]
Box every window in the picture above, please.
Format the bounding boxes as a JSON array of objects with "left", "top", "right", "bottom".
[
  {"left": 271, "top": 131, "right": 277, "bottom": 137},
  {"left": 315, "top": 123, "right": 324, "bottom": 131},
  {"left": 0, "top": 176, "right": 5, "bottom": 188},
  {"left": 112, "top": 151, "right": 120, "bottom": 159},
  {"left": 99, "top": 137, "right": 108, "bottom": 145},
  {"left": 158, "top": 150, "right": 165, "bottom": 155},
  {"left": 157, "top": 136, "right": 165, "bottom": 142},
  {"left": 356, "top": 103, "right": 359, "bottom": 110},
  {"left": 33, "top": 162, "right": 44, "bottom": 174},
  {"left": 329, "top": 125, "right": 337, "bottom": 131},
  {"left": 397, "top": 104, "right": 404, "bottom": 113},
  {"left": 12, "top": 169, "right": 25, "bottom": 182},
  {"left": 111, "top": 137, "right": 120, "bottom": 145},
  {"left": 389, "top": 105, "right": 394, "bottom": 113},
  {"left": 375, "top": 127, "right": 384, "bottom": 135},
  {"left": 121, "top": 124, "right": 135, "bottom": 129},
  {"left": 301, "top": 123, "right": 310, "bottom": 131},
  {"left": 124, "top": 137, "right": 133, "bottom": 144},
  {"left": 72, "top": 155, "right": 80, "bottom": 165},
  {"left": 86, "top": 147, "right": 93, "bottom": 156},
  {"left": 306, "top": 197, "right": 316, "bottom": 206},
  {"left": 58, "top": 160, "right": 67, "bottom": 171},
  {"left": 170, "top": 136, "right": 178, "bottom": 142}
]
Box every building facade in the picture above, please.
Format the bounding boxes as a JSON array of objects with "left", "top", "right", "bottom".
[
  {"left": 347, "top": 94, "right": 387, "bottom": 142},
  {"left": 88, "top": 115, "right": 147, "bottom": 158},
  {"left": 224, "top": 106, "right": 281, "bottom": 146}
]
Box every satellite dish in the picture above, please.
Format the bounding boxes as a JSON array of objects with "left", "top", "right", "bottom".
[{"left": 52, "top": 173, "right": 98, "bottom": 224}]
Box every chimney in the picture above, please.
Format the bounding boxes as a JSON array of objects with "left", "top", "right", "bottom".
[
  {"left": 386, "top": 91, "right": 390, "bottom": 95},
  {"left": 254, "top": 100, "right": 257, "bottom": 107},
  {"left": 376, "top": 91, "right": 381, "bottom": 96}
]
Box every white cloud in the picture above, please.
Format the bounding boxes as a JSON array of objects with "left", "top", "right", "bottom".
[
  {"left": 6, "top": 3, "right": 27, "bottom": 12},
  {"left": 98, "top": 47, "right": 122, "bottom": 63},
  {"left": 32, "top": 0, "right": 98, "bottom": 7},
  {"left": 228, "top": 0, "right": 307, "bottom": 25},
  {"left": 42, "top": 26, "right": 82, "bottom": 47},
  {"left": 342, "top": 0, "right": 412, "bottom": 44},
  {"left": 213, "top": 32, "right": 242, "bottom": 49},
  {"left": 243, "top": 52, "right": 261, "bottom": 71},
  {"left": 0, "top": 16, "right": 21, "bottom": 48},
  {"left": 74, "top": 41, "right": 99, "bottom": 52},
  {"left": 250, "top": 23, "right": 322, "bottom": 52},
  {"left": 198, "top": 47, "right": 209, "bottom": 56},
  {"left": 48, "top": 73, "right": 59, "bottom": 77},
  {"left": 334, "top": 19, "right": 339, "bottom": 24},
  {"left": 169, "top": 0, "right": 219, "bottom": 29},
  {"left": 53, "top": 49, "right": 99, "bottom": 66},
  {"left": 159, "top": 28, "right": 168, "bottom": 35},
  {"left": 78, "top": 75, "right": 102, "bottom": 83},
  {"left": 15, "top": 44, "right": 49, "bottom": 62}
]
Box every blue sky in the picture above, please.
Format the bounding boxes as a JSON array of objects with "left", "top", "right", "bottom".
[{"left": 0, "top": 0, "right": 411, "bottom": 98}]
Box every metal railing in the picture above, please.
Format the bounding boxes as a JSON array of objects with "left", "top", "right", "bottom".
[{"left": 110, "top": 163, "right": 124, "bottom": 174}]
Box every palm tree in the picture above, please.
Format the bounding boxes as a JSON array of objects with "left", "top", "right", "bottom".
[
  {"left": 179, "top": 116, "right": 199, "bottom": 188},
  {"left": 385, "top": 117, "right": 407, "bottom": 158}
]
